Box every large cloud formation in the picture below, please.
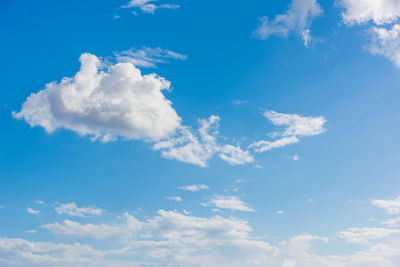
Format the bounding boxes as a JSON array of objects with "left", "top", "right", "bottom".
[{"left": 13, "top": 53, "right": 181, "bottom": 142}]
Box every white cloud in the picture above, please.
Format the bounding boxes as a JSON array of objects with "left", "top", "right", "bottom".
[
  {"left": 27, "top": 207, "right": 40, "bottom": 215},
  {"left": 292, "top": 154, "right": 299, "bottom": 161},
  {"left": 249, "top": 110, "right": 325, "bottom": 153},
  {"left": 114, "top": 46, "right": 187, "bottom": 68},
  {"left": 43, "top": 213, "right": 142, "bottom": 240},
  {"left": 55, "top": 203, "right": 104, "bottom": 217},
  {"left": 382, "top": 217, "right": 400, "bottom": 227},
  {"left": 179, "top": 184, "right": 209, "bottom": 192},
  {"left": 250, "top": 136, "right": 300, "bottom": 153},
  {"left": 154, "top": 115, "right": 254, "bottom": 167},
  {"left": 24, "top": 230, "right": 38, "bottom": 234},
  {"left": 276, "top": 210, "right": 285, "bottom": 215},
  {"left": 372, "top": 196, "right": 400, "bottom": 214},
  {"left": 35, "top": 200, "right": 44, "bottom": 205},
  {"left": 336, "top": 227, "right": 400, "bottom": 244},
  {"left": 263, "top": 110, "right": 326, "bottom": 137},
  {"left": 13, "top": 53, "right": 182, "bottom": 142},
  {"left": 367, "top": 24, "right": 400, "bottom": 68},
  {"left": 253, "top": 0, "right": 323, "bottom": 47},
  {"left": 203, "top": 195, "right": 254, "bottom": 212},
  {"left": 231, "top": 100, "right": 249, "bottom": 105},
  {"left": 2, "top": 210, "right": 400, "bottom": 266},
  {"left": 122, "top": 0, "right": 179, "bottom": 15},
  {"left": 166, "top": 196, "right": 182, "bottom": 202},
  {"left": 338, "top": 0, "right": 400, "bottom": 26},
  {"left": 0, "top": 205, "right": 5, "bottom": 209}
]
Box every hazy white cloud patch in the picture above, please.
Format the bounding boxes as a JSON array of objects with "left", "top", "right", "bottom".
[
  {"left": 166, "top": 196, "right": 182, "bottom": 202},
  {"left": 27, "top": 207, "right": 40, "bottom": 215},
  {"left": 382, "top": 217, "right": 400, "bottom": 227},
  {"left": 24, "top": 230, "right": 38, "bottom": 234},
  {"left": 122, "top": 0, "right": 179, "bottom": 15},
  {"left": 231, "top": 100, "right": 249, "bottom": 105},
  {"left": 336, "top": 227, "right": 400, "bottom": 244},
  {"left": 35, "top": 200, "right": 44, "bottom": 205},
  {"left": 179, "top": 184, "right": 209, "bottom": 192},
  {"left": 250, "top": 110, "right": 326, "bottom": 153},
  {"left": 372, "top": 196, "right": 400, "bottom": 214},
  {"left": 202, "top": 195, "right": 254, "bottom": 212},
  {"left": 43, "top": 213, "right": 142, "bottom": 240},
  {"left": 338, "top": 0, "right": 400, "bottom": 26},
  {"left": 114, "top": 46, "right": 187, "bottom": 68},
  {"left": 276, "top": 210, "right": 285, "bottom": 215},
  {"left": 253, "top": 0, "right": 323, "bottom": 47},
  {"left": 55, "top": 202, "right": 105, "bottom": 217}
]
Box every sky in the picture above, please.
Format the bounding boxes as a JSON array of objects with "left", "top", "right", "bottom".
[{"left": 1, "top": 0, "right": 400, "bottom": 266}]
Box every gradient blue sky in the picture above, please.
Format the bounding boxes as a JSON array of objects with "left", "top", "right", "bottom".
[{"left": 1, "top": 0, "right": 400, "bottom": 266}]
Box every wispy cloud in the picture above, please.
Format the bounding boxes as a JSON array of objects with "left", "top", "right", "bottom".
[
  {"left": 122, "top": 0, "right": 179, "bottom": 15},
  {"left": 166, "top": 196, "right": 182, "bottom": 202},
  {"left": 253, "top": 0, "right": 323, "bottom": 47},
  {"left": 26, "top": 207, "right": 40, "bottom": 215},
  {"left": 55, "top": 202, "right": 104, "bottom": 217},
  {"left": 202, "top": 195, "right": 254, "bottom": 212}
]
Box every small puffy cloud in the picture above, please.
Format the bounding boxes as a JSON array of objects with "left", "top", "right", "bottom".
[
  {"left": 372, "top": 196, "right": 400, "bottom": 214},
  {"left": 276, "top": 210, "right": 285, "bottom": 215},
  {"left": 249, "top": 110, "right": 326, "bottom": 153},
  {"left": 367, "top": 24, "right": 400, "bottom": 68},
  {"left": 13, "top": 53, "right": 181, "bottom": 143},
  {"left": 336, "top": 227, "right": 400, "bottom": 244},
  {"left": 114, "top": 46, "right": 187, "bottom": 68},
  {"left": 381, "top": 217, "right": 400, "bottom": 227},
  {"left": 338, "top": 0, "right": 400, "bottom": 26},
  {"left": 253, "top": 0, "right": 323, "bottom": 47},
  {"left": 179, "top": 184, "right": 209, "bottom": 192},
  {"left": 166, "top": 196, "right": 182, "bottom": 202},
  {"left": 35, "top": 200, "right": 44, "bottom": 205},
  {"left": 292, "top": 154, "right": 299, "bottom": 161},
  {"left": 42, "top": 213, "right": 142, "bottom": 240},
  {"left": 122, "top": 0, "right": 179, "bottom": 15},
  {"left": 154, "top": 116, "right": 254, "bottom": 167},
  {"left": 27, "top": 207, "right": 40, "bottom": 215},
  {"left": 55, "top": 203, "right": 104, "bottom": 217},
  {"left": 203, "top": 195, "right": 254, "bottom": 212}
]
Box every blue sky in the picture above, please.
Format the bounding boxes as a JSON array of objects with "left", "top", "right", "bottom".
[{"left": 1, "top": 0, "right": 400, "bottom": 266}]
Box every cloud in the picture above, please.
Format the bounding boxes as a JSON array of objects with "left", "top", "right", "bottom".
[
  {"left": 179, "top": 184, "right": 209, "bottom": 192},
  {"left": 114, "top": 46, "right": 187, "bottom": 68},
  {"left": 55, "top": 202, "right": 104, "bottom": 217},
  {"left": 231, "top": 100, "right": 249, "bottom": 105},
  {"left": 35, "top": 200, "right": 44, "bottom": 205},
  {"left": 43, "top": 213, "right": 142, "bottom": 240},
  {"left": 154, "top": 115, "right": 254, "bottom": 167},
  {"left": 336, "top": 227, "right": 400, "bottom": 244},
  {"left": 372, "top": 196, "right": 400, "bottom": 214},
  {"left": 338, "top": 0, "right": 400, "bottom": 26},
  {"left": 24, "top": 230, "right": 38, "bottom": 234},
  {"left": 276, "top": 210, "right": 285, "bottom": 215},
  {"left": 2, "top": 209, "right": 400, "bottom": 266},
  {"left": 13, "top": 53, "right": 182, "bottom": 143},
  {"left": 253, "top": 0, "right": 323, "bottom": 47},
  {"left": 202, "top": 195, "right": 254, "bottom": 212},
  {"left": 122, "top": 0, "right": 179, "bottom": 15},
  {"left": 166, "top": 196, "right": 182, "bottom": 202},
  {"left": 381, "top": 217, "right": 400, "bottom": 227},
  {"left": 27, "top": 207, "right": 40, "bottom": 215},
  {"left": 249, "top": 110, "right": 326, "bottom": 153},
  {"left": 367, "top": 24, "right": 400, "bottom": 68}
]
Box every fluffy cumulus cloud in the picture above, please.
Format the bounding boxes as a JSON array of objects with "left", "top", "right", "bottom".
[
  {"left": 13, "top": 53, "right": 181, "bottom": 142},
  {"left": 114, "top": 46, "right": 187, "bottom": 68},
  {"left": 250, "top": 110, "right": 326, "bottom": 153},
  {"left": 153, "top": 115, "right": 254, "bottom": 167},
  {"left": 55, "top": 202, "right": 105, "bottom": 217},
  {"left": 338, "top": 0, "right": 400, "bottom": 26},
  {"left": 122, "top": 0, "right": 179, "bottom": 15},
  {"left": 253, "top": 0, "right": 323, "bottom": 47},
  {"left": 202, "top": 195, "right": 254, "bottom": 212},
  {"left": 179, "top": 184, "right": 209, "bottom": 192},
  {"left": 2, "top": 209, "right": 400, "bottom": 266},
  {"left": 367, "top": 24, "right": 400, "bottom": 67}
]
